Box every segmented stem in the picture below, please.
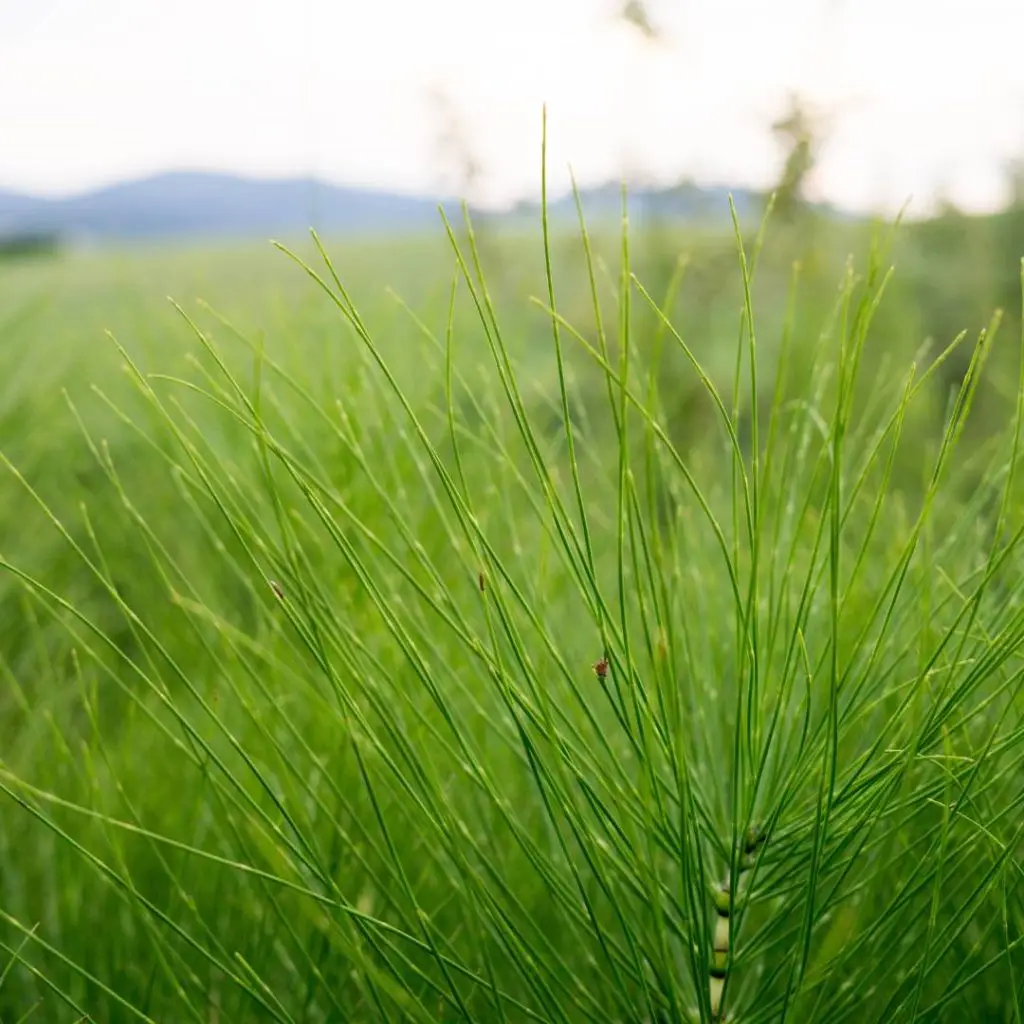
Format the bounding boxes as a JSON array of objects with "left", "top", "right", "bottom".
[{"left": 704, "top": 825, "right": 767, "bottom": 1022}]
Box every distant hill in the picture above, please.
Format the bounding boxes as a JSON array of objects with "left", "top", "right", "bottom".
[
  {"left": 0, "top": 188, "right": 50, "bottom": 227},
  {"left": 0, "top": 172, "right": 453, "bottom": 242},
  {"left": 515, "top": 180, "right": 766, "bottom": 225},
  {"left": 0, "top": 171, "right": 793, "bottom": 244}
]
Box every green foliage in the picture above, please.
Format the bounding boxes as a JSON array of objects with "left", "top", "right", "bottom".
[
  {"left": 2, "top": 179, "right": 1024, "bottom": 1023},
  {"left": 0, "top": 232, "right": 62, "bottom": 262}
]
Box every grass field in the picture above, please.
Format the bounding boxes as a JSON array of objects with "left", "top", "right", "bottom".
[{"left": 2, "top": 195, "right": 1024, "bottom": 1023}]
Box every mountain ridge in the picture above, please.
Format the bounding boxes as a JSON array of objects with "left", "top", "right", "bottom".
[{"left": 0, "top": 170, "right": 772, "bottom": 242}]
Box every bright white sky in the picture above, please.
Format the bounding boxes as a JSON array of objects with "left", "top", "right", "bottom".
[{"left": 1, "top": 0, "right": 1022, "bottom": 216}]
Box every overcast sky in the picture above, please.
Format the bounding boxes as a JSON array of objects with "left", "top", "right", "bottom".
[{"left": 1, "top": 0, "right": 1022, "bottom": 215}]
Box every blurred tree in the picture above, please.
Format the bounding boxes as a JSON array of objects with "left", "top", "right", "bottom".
[
  {"left": 620, "top": 0, "right": 659, "bottom": 39},
  {"left": 428, "top": 84, "right": 483, "bottom": 205},
  {"left": 426, "top": 83, "right": 504, "bottom": 282},
  {"left": 997, "top": 158, "right": 1024, "bottom": 316},
  {"left": 769, "top": 94, "right": 819, "bottom": 223}
]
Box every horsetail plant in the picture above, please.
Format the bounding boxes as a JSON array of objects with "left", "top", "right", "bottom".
[{"left": 1, "top": 123, "right": 1024, "bottom": 1024}]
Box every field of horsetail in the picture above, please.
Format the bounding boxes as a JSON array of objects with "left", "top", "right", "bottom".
[{"left": 1, "top": 202, "right": 1023, "bottom": 1023}]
